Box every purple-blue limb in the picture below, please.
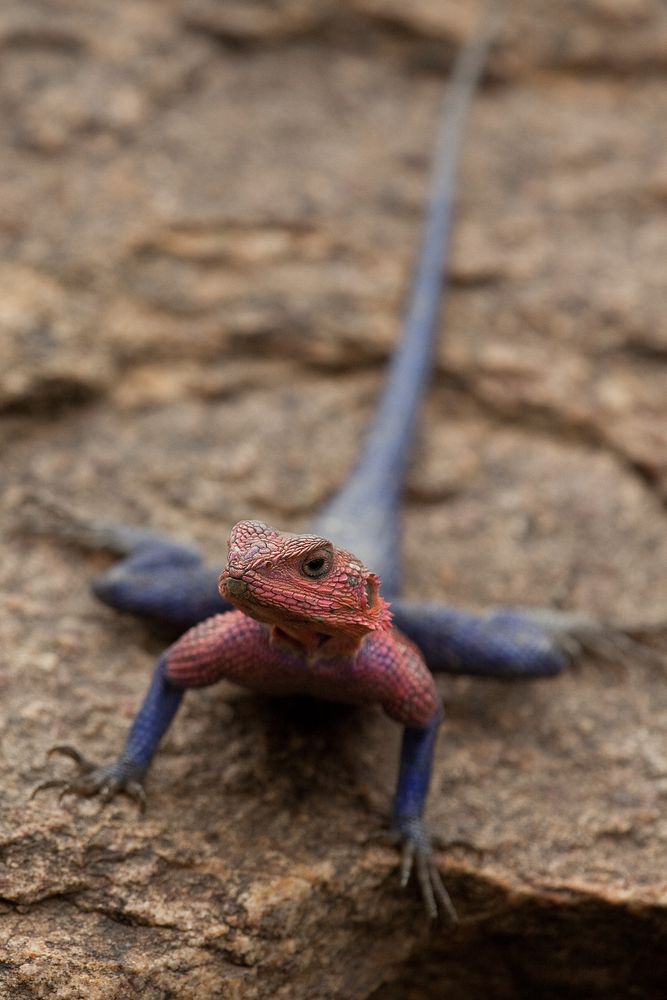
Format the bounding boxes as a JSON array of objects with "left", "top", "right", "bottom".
[
  {"left": 38, "top": 655, "right": 187, "bottom": 805},
  {"left": 121, "top": 654, "right": 186, "bottom": 770},
  {"left": 391, "top": 709, "right": 456, "bottom": 920},
  {"left": 392, "top": 603, "right": 569, "bottom": 678},
  {"left": 88, "top": 528, "right": 231, "bottom": 631}
]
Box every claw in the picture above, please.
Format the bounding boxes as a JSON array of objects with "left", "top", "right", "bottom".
[
  {"left": 32, "top": 744, "right": 147, "bottom": 811},
  {"left": 395, "top": 818, "right": 458, "bottom": 922},
  {"left": 30, "top": 778, "right": 68, "bottom": 800},
  {"left": 400, "top": 837, "right": 415, "bottom": 889},
  {"left": 125, "top": 781, "right": 147, "bottom": 812},
  {"left": 365, "top": 828, "right": 400, "bottom": 847},
  {"left": 99, "top": 782, "right": 115, "bottom": 803},
  {"left": 16, "top": 492, "right": 96, "bottom": 547},
  {"left": 48, "top": 744, "right": 96, "bottom": 772},
  {"left": 415, "top": 846, "right": 437, "bottom": 919},
  {"left": 368, "top": 821, "right": 457, "bottom": 919},
  {"left": 429, "top": 862, "right": 458, "bottom": 923}
]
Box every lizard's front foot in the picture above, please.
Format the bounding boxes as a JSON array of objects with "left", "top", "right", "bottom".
[
  {"left": 32, "top": 745, "right": 147, "bottom": 810},
  {"left": 384, "top": 818, "right": 458, "bottom": 921}
]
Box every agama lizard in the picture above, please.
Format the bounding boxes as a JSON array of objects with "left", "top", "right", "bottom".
[{"left": 32, "top": 11, "right": 652, "bottom": 918}]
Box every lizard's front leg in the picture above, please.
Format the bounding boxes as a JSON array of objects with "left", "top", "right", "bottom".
[
  {"left": 358, "top": 630, "right": 455, "bottom": 919},
  {"left": 33, "top": 611, "right": 250, "bottom": 806},
  {"left": 392, "top": 710, "right": 457, "bottom": 921},
  {"left": 34, "top": 654, "right": 184, "bottom": 806}
]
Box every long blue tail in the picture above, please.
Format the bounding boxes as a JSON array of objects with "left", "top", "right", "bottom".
[{"left": 311, "top": 12, "right": 500, "bottom": 598}]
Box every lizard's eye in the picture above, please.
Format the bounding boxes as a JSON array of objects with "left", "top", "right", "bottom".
[{"left": 300, "top": 548, "right": 333, "bottom": 579}]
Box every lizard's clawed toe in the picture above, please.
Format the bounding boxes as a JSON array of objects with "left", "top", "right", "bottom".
[
  {"left": 32, "top": 744, "right": 147, "bottom": 811},
  {"left": 368, "top": 821, "right": 458, "bottom": 920},
  {"left": 48, "top": 744, "right": 97, "bottom": 772},
  {"left": 30, "top": 778, "right": 70, "bottom": 800},
  {"left": 396, "top": 818, "right": 458, "bottom": 922}
]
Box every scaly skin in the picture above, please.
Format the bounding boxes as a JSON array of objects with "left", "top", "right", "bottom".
[{"left": 214, "top": 522, "right": 437, "bottom": 728}]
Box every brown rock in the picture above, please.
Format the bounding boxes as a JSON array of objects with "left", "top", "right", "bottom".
[{"left": 1, "top": 1, "right": 666, "bottom": 997}]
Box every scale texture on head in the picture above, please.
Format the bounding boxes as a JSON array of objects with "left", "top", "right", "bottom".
[{"left": 219, "top": 519, "right": 392, "bottom": 640}]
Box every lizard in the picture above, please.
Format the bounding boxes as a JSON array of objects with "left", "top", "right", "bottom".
[{"left": 31, "top": 9, "right": 658, "bottom": 918}]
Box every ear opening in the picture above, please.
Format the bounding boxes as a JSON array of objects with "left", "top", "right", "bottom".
[{"left": 365, "top": 574, "right": 379, "bottom": 610}]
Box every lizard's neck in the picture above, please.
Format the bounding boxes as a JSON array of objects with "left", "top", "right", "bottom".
[
  {"left": 270, "top": 624, "right": 361, "bottom": 658},
  {"left": 269, "top": 602, "right": 392, "bottom": 658}
]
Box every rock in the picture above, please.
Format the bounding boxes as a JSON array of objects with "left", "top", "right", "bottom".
[{"left": 1, "top": 1, "right": 666, "bottom": 997}]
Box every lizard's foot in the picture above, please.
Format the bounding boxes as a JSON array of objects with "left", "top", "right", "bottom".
[
  {"left": 32, "top": 745, "right": 147, "bottom": 810},
  {"left": 516, "top": 608, "right": 667, "bottom": 668},
  {"left": 374, "top": 819, "right": 457, "bottom": 921},
  {"left": 16, "top": 490, "right": 178, "bottom": 558},
  {"left": 17, "top": 491, "right": 113, "bottom": 550}
]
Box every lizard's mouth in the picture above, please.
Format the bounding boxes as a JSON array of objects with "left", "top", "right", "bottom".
[
  {"left": 219, "top": 571, "right": 271, "bottom": 617},
  {"left": 219, "top": 572, "right": 259, "bottom": 612},
  {"left": 219, "top": 570, "right": 317, "bottom": 628}
]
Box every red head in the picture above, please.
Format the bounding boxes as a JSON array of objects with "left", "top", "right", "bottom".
[{"left": 218, "top": 520, "right": 392, "bottom": 650}]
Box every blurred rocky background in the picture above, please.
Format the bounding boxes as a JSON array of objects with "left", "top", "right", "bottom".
[{"left": 0, "top": 1, "right": 666, "bottom": 996}]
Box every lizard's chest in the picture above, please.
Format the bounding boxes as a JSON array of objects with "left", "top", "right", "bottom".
[{"left": 224, "top": 633, "right": 370, "bottom": 704}]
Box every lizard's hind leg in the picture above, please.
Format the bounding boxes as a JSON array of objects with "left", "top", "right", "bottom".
[
  {"left": 89, "top": 536, "right": 226, "bottom": 630},
  {"left": 391, "top": 603, "right": 571, "bottom": 678},
  {"left": 19, "top": 492, "right": 228, "bottom": 630},
  {"left": 392, "top": 602, "right": 666, "bottom": 677}
]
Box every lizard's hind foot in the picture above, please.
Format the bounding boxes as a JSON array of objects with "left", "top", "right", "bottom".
[
  {"left": 17, "top": 490, "right": 190, "bottom": 559},
  {"left": 514, "top": 608, "right": 667, "bottom": 670},
  {"left": 32, "top": 745, "right": 147, "bottom": 810},
  {"left": 17, "top": 490, "right": 223, "bottom": 627}
]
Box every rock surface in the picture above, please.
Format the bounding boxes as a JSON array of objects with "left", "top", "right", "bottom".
[{"left": 1, "top": 1, "right": 666, "bottom": 997}]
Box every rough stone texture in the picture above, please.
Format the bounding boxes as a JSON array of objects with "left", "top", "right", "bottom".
[{"left": 1, "top": 0, "right": 666, "bottom": 997}]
